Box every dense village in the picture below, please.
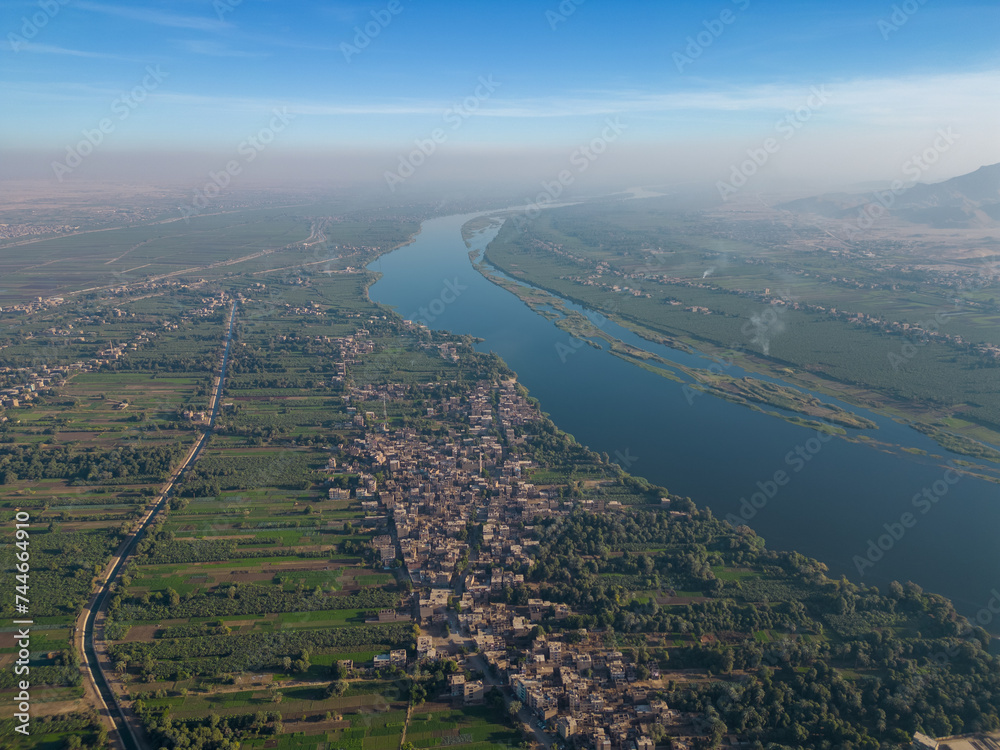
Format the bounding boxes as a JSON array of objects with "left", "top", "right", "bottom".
[{"left": 312, "top": 324, "right": 708, "bottom": 750}]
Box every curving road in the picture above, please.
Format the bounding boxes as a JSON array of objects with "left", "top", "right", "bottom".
[{"left": 76, "top": 304, "right": 237, "bottom": 750}]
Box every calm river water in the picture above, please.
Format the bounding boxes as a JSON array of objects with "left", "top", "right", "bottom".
[{"left": 368, "top": 210, "right": 1000, "bottom": 632}]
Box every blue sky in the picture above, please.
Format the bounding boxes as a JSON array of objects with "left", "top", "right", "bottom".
[{"left": 2, "top": 0, "right": 999, "bottom": 187}]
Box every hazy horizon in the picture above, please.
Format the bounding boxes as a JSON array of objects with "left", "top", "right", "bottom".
[{"left": 2, "top": 0, "right": 999, "bottom": 198}]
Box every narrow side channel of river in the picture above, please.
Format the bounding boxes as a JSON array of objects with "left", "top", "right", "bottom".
[{"left": 368, "top": 211, "right": 1000, "bottom": 632}]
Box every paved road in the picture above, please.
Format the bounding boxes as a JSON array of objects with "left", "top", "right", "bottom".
[{"left": 77, "top": 304, "right": 237, "bottom": 750}]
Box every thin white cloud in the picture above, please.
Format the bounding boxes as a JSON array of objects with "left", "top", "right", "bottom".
[
  {"left": 0, "top": 80, "right": 162, "bottom": 105},
  {"left": 317, "top": 4, "right": 375, "bottom": 24},
  {"left": 231, "top": 30, "right": 339, "bottom": 53},
  {"left": 74, "top": 2, "right": 228, "bottom": 31},
  {"left": 145, "top": 70, "right": 1000, "bottom": 126},
  {"left": 1, "top": 41, "right": 139, "bottom": 61},
  {"left": 72, "top": 2, "right": 333, "bottom": 52},
  {"left": 175, "top": 40, "right": 267, "bottom": 58}
]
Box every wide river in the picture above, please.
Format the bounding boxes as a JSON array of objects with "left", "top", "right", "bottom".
[{"left": 368, "top": 210, "right": 1000, "bottom": 632}]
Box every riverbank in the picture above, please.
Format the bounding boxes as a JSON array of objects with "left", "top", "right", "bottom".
[
  {"left": 477, "top": 221, "right": 1000, "bottom": 474},
  {"left": 367, "top": 208, "right": 1000, "bottom": 628},
  {"left": 473, "top": 253, "right": 882, "bottom": 438}
]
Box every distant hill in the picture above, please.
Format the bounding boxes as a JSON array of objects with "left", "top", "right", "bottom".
[{"left": 780, "top": 162, "right": 1000, "bottom": 228}]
